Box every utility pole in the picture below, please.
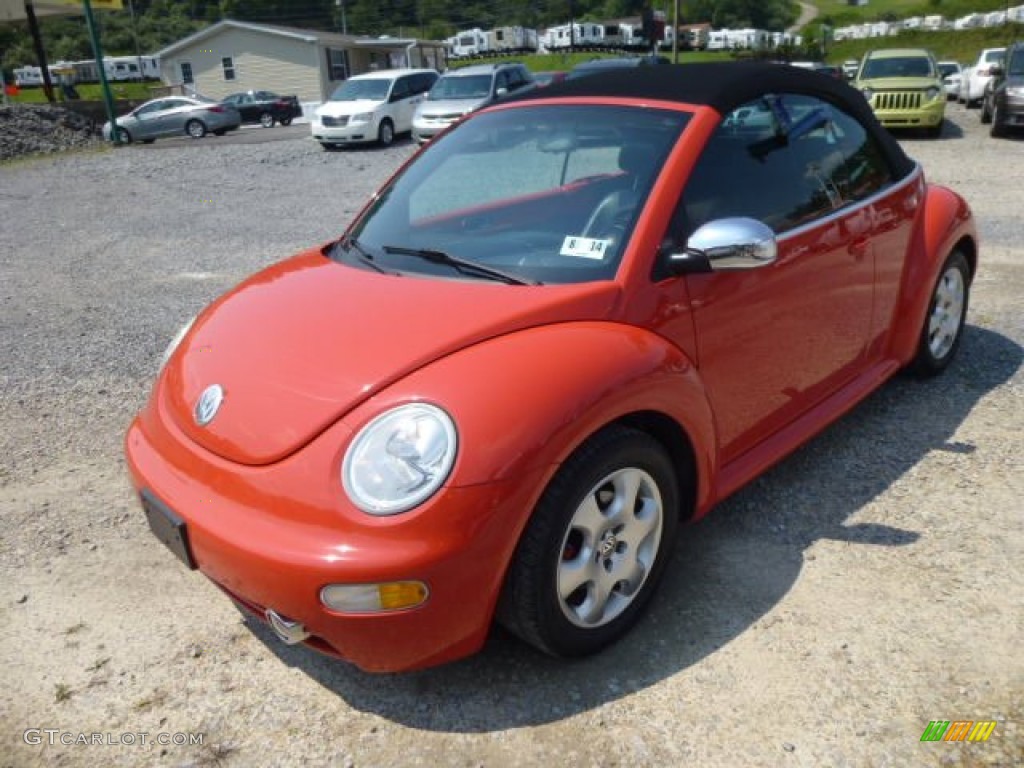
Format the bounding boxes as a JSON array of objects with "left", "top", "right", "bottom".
[
  {"left": 25, "top": 0, "right": 56, "bottom": 104},
  {"left": 672, "top": 0, "right": 679, "bottom": 63}
]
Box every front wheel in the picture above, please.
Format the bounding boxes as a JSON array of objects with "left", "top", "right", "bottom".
[
  {"left": 498, "top": 426, "right": 680, "bottom": 658},
  {"left": 377, "top": 118, "right": 394, "bottom": 147},
  {"left": 990, "top": 103, "right": 1007, "bottom": 138},
  {"left": 980, "top": 99, "right": 992, "bottom": 124},
  {"left": 910, "top": 250, "right": 970, "bottom": 376},
  {"left": 185, "top": 119, "right": 206, "bottom": 139},
  {"left": 279, "top": 116, "right": 292, "bottom": 127}
]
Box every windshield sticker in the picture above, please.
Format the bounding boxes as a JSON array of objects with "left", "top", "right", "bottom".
[{"left": 560, "top": 236, "right": 610, "bottom": 260}]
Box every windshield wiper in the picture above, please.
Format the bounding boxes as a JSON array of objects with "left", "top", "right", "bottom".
[
  {"left": 338, "top": 235, "right": 392, "bottom": 275},
  {"left": 382, "top": 245, "right": 540, "bottom": 286}
]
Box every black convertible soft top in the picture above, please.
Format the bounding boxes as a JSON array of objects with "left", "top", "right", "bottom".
[{"left": 504, "top": 61, "right": 915, "bottom": 179}]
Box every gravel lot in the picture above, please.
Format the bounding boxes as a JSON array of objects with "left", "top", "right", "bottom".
[{"left": 1, "top": 105, "right": 1022, "bottom": 768}]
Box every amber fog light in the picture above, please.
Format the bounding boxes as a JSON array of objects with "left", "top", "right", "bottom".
[{"left": 320, "top": 581, "right": 429, "bottom": 613}]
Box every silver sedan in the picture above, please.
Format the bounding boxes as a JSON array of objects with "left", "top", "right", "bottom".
[{"left": 102, "top": 96, "right": 241, "bottom": 143}]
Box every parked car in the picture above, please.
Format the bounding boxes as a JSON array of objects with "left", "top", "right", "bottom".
[
  {"left": 963, "top": 48, "right": 1005, "bottom": 107},
  {"left": 101, "top": 96, "right": 241, "bottom": 143},
  {"left": 220, "top": 90, "right": 302, "bottom": 127},
  {"left": 937, "top": 61, "right": 963, "bottom": 99},
  {"left": 533, "top": 70, "right": 568, "bottom": 87},
  {"left": 127, "top": 63, "right": 977, "bottom": 673},
  {"left": 311, "top": 68, "right": 438, "bottom": 148},
  {"left": 854, "top": 48, "right": 946, "bottom": 137},
  {"left": 411, "top": 62, "right": 534, "bottom": 145},
  {"left": 567, "top": 55, "right": 670, "bottom": 79},
  {"left": 813, "top": 64, "right": 845, "bottom": 80},
  {"left": 980, "top": 41, "right": 1024, "bottom": 137}
]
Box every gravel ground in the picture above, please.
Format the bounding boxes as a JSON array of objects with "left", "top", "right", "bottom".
[{"left": 1, "top": 106, "right": 1022, "bottom": 768}]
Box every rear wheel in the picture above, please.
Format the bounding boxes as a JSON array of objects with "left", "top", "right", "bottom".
[
  {"left": 259, "top": 112, "right": 274, "bottom": 128},
  {"left": 911, "top": 250, "right": 970, "bottom": 376},
  {"left": 498, "top": 426, "right": 680, "bottom": 658},
  {"left": 377, "top": 118, "right": 394, "bottom": 147},
  {"left": 279, "top": 117, "right": 293, "bottom": 127},
  {"left": 185, "top": 119, "right": 206, "bottom": 139}
]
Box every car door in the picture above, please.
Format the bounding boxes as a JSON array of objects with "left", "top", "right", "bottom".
[
  {"left": 673, "top": 94, "right": 882, "bottom": 464},
  {"left": 131, "top": 99, "right": 174, "bottom": 139}
]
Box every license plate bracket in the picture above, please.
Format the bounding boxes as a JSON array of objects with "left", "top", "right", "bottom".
[{"left": 141, "top": 490, "right": 197, "bottom": 570}]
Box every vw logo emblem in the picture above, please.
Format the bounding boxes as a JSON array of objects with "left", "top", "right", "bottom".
[{"left": 194, "top": 384, "right": 224, "bottom": 426}]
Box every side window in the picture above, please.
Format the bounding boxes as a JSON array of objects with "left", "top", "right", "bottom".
[
  {"left": 674, "top": 93, "right": 892, "bottom": 241},
  {"left": 412, "top": 73, "right": 432, "bottom": 94},
  {"left": 391, "top": 77, "right": 411, "bottom": 101},
  {"left": 495, "top": 71, "right": 510, "bottom": 93}
]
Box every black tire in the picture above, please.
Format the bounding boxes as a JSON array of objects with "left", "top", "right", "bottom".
[
  {"left": 980, "top": 99, "right": 992, "bottom": 124},
  {"left": 498, "top": 426, "right": 680, "bottom": 658},
  {"left": 910, "top": 250, "right": 970, "bottom": 377},
  {"left": 259, "top": 112, "right": 274, "bottom": 128},
  {"left": 279, "top": 116, "right": 292, "bottom": 127},
  {"left": 185, "top": 119, "right": 206, "bottom": 139},
  {"left": 377, "top": 118, "right": 395, "bottom": 147},
  {"left": 114, "top": 127, "right": 132, "bottom": 144},
  {"left": 990, "top": 103, "right": 1007, "bottom": 138}
]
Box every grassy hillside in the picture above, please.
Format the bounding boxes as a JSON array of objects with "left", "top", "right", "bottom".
[
  {"left": 827, "top": 22, "right": 1024, "bottom": 64},
  {"left": 809, "top": 0, "right": 1014, "bottom": 26},
  {"left": 6, "top": 81, "right": 154, "bottom": 104}
]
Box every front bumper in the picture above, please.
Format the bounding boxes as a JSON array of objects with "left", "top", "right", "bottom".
[
  {"left": 124, "top": 389, "right": 543, "bottom": 672},
  {"left": 870, "top": 97, "right": 945, "bottom": 128},
  {"left": 311, "top": 117, "right": 377, "bottom": 144},
  {"left": 996, "top": 93, "right": 1024, "bottom": 126},
  {"left": 411, "top": 116, "right": 459, "bottom": 144}
]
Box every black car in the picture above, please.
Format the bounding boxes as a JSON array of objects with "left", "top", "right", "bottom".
[
  {"left": 220, "top": 90, "right": 303, "bottom": 127},
  {"left": 567, "top": 55, "right": 671, "bottom": 80},
  {"left": 981, "top": 41, "right": 1024, "bottom": 138}
]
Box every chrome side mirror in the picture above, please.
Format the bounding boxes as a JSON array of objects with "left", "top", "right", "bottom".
[{"left": 668, "top": 217, "right": 778, "bottom": 273}]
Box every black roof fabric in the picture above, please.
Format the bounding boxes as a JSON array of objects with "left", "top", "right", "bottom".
[{"left": 505, "top": 61, "right": 915, "bottom": 179}]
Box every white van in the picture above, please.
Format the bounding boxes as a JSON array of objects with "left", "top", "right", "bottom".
[{"left": 312, "top": 68, "right": 438, "bottom": 149}]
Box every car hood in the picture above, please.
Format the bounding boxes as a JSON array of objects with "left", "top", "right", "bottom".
[
  {"left": 858, "top": 76, "right": 942, "bottom": 90},
  {"left": 163, "top": 249, "right": 622, "bottom": 466},
  {"left": 418, "top": 97, "right": 487, "bottom": 117},
  {"left": 317, "top": 99, "right": 385, "bottom": 117}
]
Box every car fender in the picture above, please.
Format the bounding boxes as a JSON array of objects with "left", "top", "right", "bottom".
[
  {"left": 889, "top": 183, "right": 977, "bottom": 364},
  {"left": 342, "top": 320, "right": 718, "bottom": 518}
]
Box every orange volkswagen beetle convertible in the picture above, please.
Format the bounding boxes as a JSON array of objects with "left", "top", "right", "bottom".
[{"left": 126, "top": 63, "right": 977, "bottom": 672}]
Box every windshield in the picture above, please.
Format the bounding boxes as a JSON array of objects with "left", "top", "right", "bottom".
[
  {"left": 341, "top": 105, "right": 690, "bottom": 284},
  {"left": 429, "top": 74, "right": 492, "bottom": 100},
  {"left": 1010, "top": 49, "right": 1024, "bottom": 76},
  {"left": 862, "top": 56, "right": 936, "bottom": 79},
  {"left": 330, "top": 78, "right": 391, "bottom": 101}
]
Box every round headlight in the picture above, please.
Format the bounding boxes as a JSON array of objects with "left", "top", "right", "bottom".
[
  {"left": 925, "top": 86, "right": 941, "bottom": 101},
  {"left": 861, "top": 87, "right": 874, "bottom": 101},
  {"left": 160, "top": 317, "right": 195, "bottom": 369},
  {"left": 342, "top": 403, "right": 457, "bottom": 515}
]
